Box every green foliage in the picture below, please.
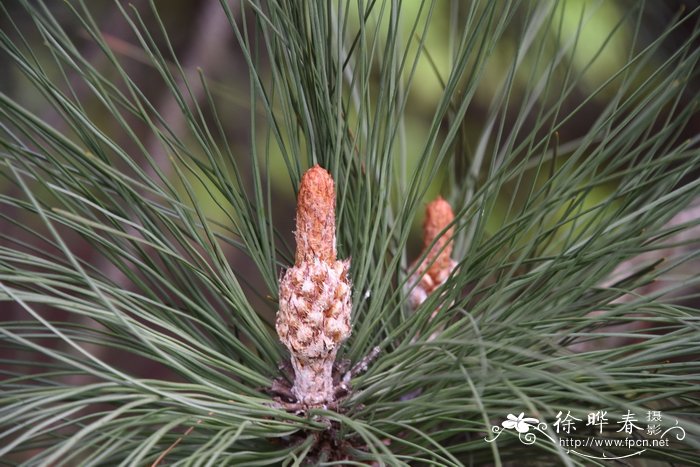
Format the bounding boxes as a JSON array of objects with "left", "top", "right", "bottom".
[{"left": 1, "top": 0, "right": 699, "bottom": 465}]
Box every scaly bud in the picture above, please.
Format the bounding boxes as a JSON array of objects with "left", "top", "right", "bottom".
[
  {"left": 276, "top": 166, "right": 352, "bottom": 405},
  {"left": 407, "top": 196, "right": 457, "bottom": 311}
]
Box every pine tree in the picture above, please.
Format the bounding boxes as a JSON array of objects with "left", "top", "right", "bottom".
[{"left": 1, "top": 1, "right": 699, "bottom": 465}]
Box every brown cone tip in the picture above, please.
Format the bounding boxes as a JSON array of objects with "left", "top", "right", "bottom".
[
  {"left": 295, "top": 165, "right": 336, "bottom": 265},
  {"left": 423, "top": 196, "right": 455, "bottom": 275}
]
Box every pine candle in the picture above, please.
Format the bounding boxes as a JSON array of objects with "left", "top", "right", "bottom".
[
  {"left": 407, "top": 196, "right": 457, "bottom": 314},
  {"left": 275, "top": 166, "right": 352, "bottom": 405}
]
